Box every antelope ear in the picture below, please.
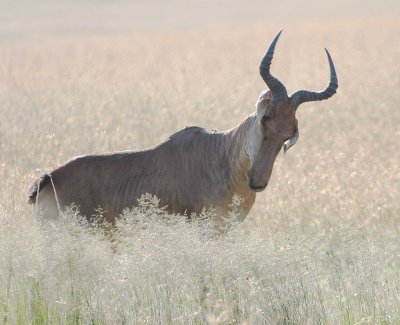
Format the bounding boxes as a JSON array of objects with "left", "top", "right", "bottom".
[
  {"left": 259, "top": 90, "right": 273, "bottom": 101},
  {"left": 283, "top": 128, "right": 299, "bottom": 154}
]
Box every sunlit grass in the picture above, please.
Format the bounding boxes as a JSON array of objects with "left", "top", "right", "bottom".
[{"left": 1, "top": 195, "right": 399, "bottom": 324}]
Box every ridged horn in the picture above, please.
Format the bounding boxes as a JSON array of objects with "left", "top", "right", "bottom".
[
  {"left": 259, "top": 29, "right": 288, "bottom": 102},
  {"left": 290, "top": 49, "right": 338, "bottom": 108}
]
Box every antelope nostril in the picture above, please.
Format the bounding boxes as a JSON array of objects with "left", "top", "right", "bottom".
[
  {"left": 251, "top": 184, "right": 266, "bottom": 190},
  {"left": 248, "top": 179, "right": 267, "bottom": 191}
]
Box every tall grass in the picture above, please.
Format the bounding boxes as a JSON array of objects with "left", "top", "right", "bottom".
[
  {"left": 0, "top": 2, "right": 399, "bottom": 324},
  {"left": 1, "top": 194, "right": 399, "bottom": 324}
]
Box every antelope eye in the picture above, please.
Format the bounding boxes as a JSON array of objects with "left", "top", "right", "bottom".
[{"left": 261, "top": 113, "right": 273, "bottom": 124}]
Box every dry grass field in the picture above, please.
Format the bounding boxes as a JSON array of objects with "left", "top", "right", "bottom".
[{"left": 0, "top": 0, "right": 399, "bottom": 324}]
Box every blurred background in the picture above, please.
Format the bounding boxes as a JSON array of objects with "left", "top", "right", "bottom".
[{"left": 1, "top": 0, "right": 399, "bottom": 38}]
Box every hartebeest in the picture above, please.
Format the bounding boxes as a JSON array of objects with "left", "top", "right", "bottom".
[{"left": 28, "top": 30, "right": 338, "bottom": 227}]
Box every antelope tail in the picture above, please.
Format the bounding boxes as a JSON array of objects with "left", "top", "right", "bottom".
[{"left": 28, "top": 173, "right": 51, "bottom": 204}]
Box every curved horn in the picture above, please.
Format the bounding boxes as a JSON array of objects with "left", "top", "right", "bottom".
[
  {"left": 259, "top": 29, "right": 288, "bottom": 102},
  {"left": 290, "top": 49, "right": 338, "bottom": 108}
]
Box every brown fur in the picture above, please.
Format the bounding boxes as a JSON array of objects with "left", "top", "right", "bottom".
[
  {"left": 28, "top": 90, "right": 305, "bottom": 228},
  {"left": 28, "top": 90, "right": 303, "bottom": 228}
]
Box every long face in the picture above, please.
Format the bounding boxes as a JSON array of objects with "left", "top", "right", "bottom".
[
  {"left": 246, "top": 90, "right": 298, "bottom": 191},
  {"left": 245, "top": 29, "right": 338, "bottom": 192}
]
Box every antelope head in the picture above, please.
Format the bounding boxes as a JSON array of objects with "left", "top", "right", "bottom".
[{"left": 246, "top": 30, "right": 338, "bottom": 191}]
